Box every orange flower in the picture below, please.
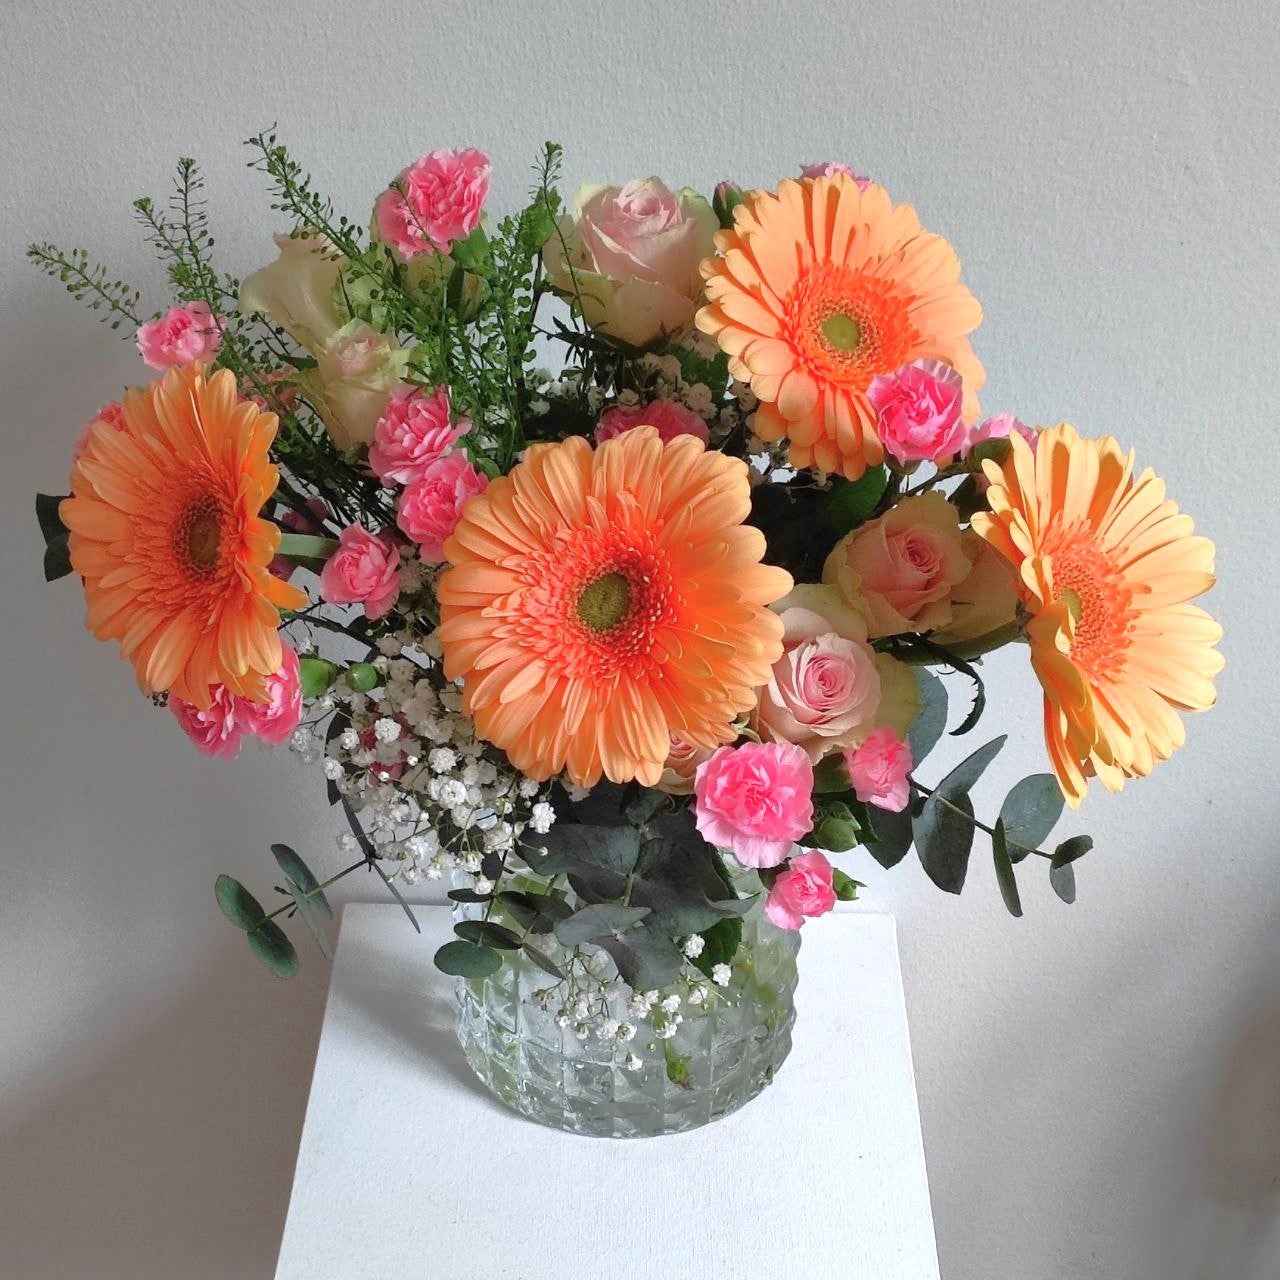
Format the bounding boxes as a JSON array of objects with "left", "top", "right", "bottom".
[
  {"left": 62, "top": 364, "right": 306, "bottom": 707},
  {"left": 696, "top": 174, "right": 984, "bottom": 478},
  {"left": 971, "top": 424, "right": 1223, "bottom": 806},
  {"left": 437, "top": 428, "right": 792, "bottom": 787}
]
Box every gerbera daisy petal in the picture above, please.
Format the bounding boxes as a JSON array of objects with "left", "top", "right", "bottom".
[{"left": 438, "top": 427, "right": 792, "bottom": 787}]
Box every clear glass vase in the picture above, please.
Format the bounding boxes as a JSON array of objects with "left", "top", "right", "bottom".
[{"left": 453, "top": 870, "right": 801, "bottom": 1138}]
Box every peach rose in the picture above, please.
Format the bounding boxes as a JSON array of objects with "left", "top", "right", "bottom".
[
  {"left": 297, "top": 321, "right": 410, "bottom": 450},
  {"left": 823, "top": 492, "right": 972, "bottom": 637},
  {"left": 655, "top": 734, "right": 713, "bottom": 795},
  {"left": 932, "top": 532, "right": 1020, "bottom": 650},
  {"left": 543, "top": 178, "right": 717, "bottom": 347}
]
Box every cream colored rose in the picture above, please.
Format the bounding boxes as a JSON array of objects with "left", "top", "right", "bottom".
[
  {"left": 931, "top": 531, "right": 1020, "bottom": 650},
  {"left": 296, "top": 321, "right": 410, "bottom": 450},
  {"left": 824, "top": 492, "right": 973, "bottom": 637},
  {"left": 238, "top": 234, "right": 344, "bottom": 353},
  {"left": 542, "top": 178, "right": 717, "bottom": 347},
  {"left": 872, "top": 654, "right": 922, "bottom": 739},
  {"left": 655, "top": 733, "right": 713, "bottom": 796}
]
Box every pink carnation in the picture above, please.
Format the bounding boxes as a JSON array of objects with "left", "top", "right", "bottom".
[
  {"left": 235, "top": 644, "right": 303, "bottom": 746},
  {"left": 170, "top": 686, "right": 243, "bottom": 759},
  {"left": 845, "top": 726, "right": 913, "bottom": 812},
  {"left": 368, "top": 384, "right": 469, "bottom": 486},
  {"left": 595, "top": 399, "right": 710, "bottom": 446},
  {"left": 867, "top": 359, "right": 967, "bottom": 465},
  {"left": 72, "top": 400, "right": 125, "bottom": 462},
  {"left": 693, "top": 741, "right": 815, "bottom": 869},
  {"left": 765, "top": 850, "right": 837, "bottom": 931},
  {"left": 319, "top": 524, "right": 402, "bottom": 620},
  {"left": 245, "top": 369, "right": 299, "bottom": 415},
  {"left": 396, "top": 451, "right": 488, "bottom": 562},
  {"left": 373, "top": 147, "right": 490, "bottom": 260},
  {"left": 136, "top": 301, "right": 224, "bottom": 370},
  {"left": 800, "top": 162, "right": 872, "bottom": 191},
  {"left": 967, "top": 413, "right": 1038, "bottom": 453}
]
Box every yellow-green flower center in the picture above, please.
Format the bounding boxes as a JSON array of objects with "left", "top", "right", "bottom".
[
  {"left": 821, "top": 312, "right": 863, "bottom": 352},
  {"left": 577, "top": 571, "right": 632, "bottom": 631}
]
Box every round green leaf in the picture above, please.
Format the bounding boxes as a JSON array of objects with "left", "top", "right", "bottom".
[
  {"left": 434, "top": 940, "right": 503, "bottom": 978},
  {"left": 215, "top": 874, "right": 265, "bottom": 931},
  {"left": 454, "top": 919, "right": 523, "bottom": 950},
  {"left": 999, "top": 774, "right": 1064, "bottom": 862},
  {"left": 247, "top": 920, "right": 299, "bottom": 978},
  {"left": 271, "top": 844, "right": 333, "bottom": 919}
]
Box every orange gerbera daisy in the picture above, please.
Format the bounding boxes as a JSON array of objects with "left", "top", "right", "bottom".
[
  {"left": 971, "top": 424, "right": 1223, "bottom": 807},
  {"left": 696, "top": 173, "right": 984, "bottom": 478},
  {"left": 62, "top": 363, "right": 306, "bottom": 707},
  {"left": 437, "top": 427, "right": 792, "bottom": 787}
]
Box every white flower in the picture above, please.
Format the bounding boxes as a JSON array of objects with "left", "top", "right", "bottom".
[
  {"left": 474, "top": 875, "right": 494, "bottom": 895},
  {"left": 428, "top": 747, "right": 458, "bottom": 774},
  {"left": 596, "top": 1018, "right": 620, "bottom": 1040},
  {"left": 683, "top": 382, "right": 713, "bottom": 414},
  {"left": 438, "top": 779, "right": 467, "bottom": 807},
  {"left": 373, "top": 717, "right": 401, "bottom": 744},
  {"left": 660, "top": 993, "right": 681, "bottom": 1014},
  {"left": 339, "top": 728, "right": 360, "bottom": 751},
  {"left": 376, "top": 634, "right": 402, "bottom": 656},
  {"left": 624, "top": 1052, "right": 643, "bottom": 1072},
  {"left": 615, "top": 1022, "right": 636, "bottom": 1043},
  {"left": 711, "top": 963, "right": 732, "bottom": 987},
  {"left": 421, "top": 631, "right": 444, "bottom": 660},
  {"left": 688, "top": 984, "right": 708, "bottom": 1007},
  {"left": 337, "top": 833, "right": 358, "bottom": 853},
  {"left": 529, "top": 397, "right": 550, "bottom": 416},
  {"left": 656, "top": 1021, "right": 679, "bottom": 1040},
  {"left": 681, "top": 935, "right": 705, "bottom": 959},
  {"left": 529, "top": 802, "right": 556, "bottom": 834},
  {"left": 323, "top": 758, "right": 344, "bottom": 781}
]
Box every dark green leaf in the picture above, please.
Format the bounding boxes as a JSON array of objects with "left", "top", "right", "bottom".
[
  {"left": 1051, "top": 835, "right": 1093, "bottom": 868},
  {"left": 593, "top": 928, "right": 686, "bottom": 991},
  {"left": 247, "top": 920, "right": 299, "bottom": 979},
  {"left": 863, "top": 805, "right": 915, "bottom": 870},
  {"left": 554, "top": 904, "right": 651, "bottom": 947},
  {"left": 450, "top": 227, "right": 492, "bottom": 271},
  {"left": 628, "top": 837, "right": 756, "bottom": 934},
  {"left": 215, "top": 874, "right": 265, "bottom": 931},
  {"left": 1050, "top": 860, "right": 1077, "bottom": 904},
  {"left": 908, "top": 668, "right": 948, "bottom": 762},
  {"left": 913, "top": 790, "right": 976, "bottom": 894},
  {"left": 825, "top": 465, "right": 889, "bottom": 535},
  {"left": 373, "top": 864, "right": 421, "bottom": 933},
  {"left": 1000, "top": 775, "right": 1064, "bottom": 863},
  {"left": 496, "top": 889, "right": 572, "bottom": 932},
  {"left": 270, "top": 844, "right": 332, "bottom": 919},
  {"left": 447, "top": 887, "right": 494, "bottom": 904},
  {"left": 936, "top": 736, "right": 1007, "bottom": 796},
  {"left": 455, "top": 920, "right": 523, "bottom": 950},
  {"left": 44, "top": 535, "right": 72, "bottom": 582},
  {"left": 297, "top": 658, "right": 337, "bottom": 698},
  {"left": 832, "top": 868, "right": 862, "bottom": 901},
  {"left": 812, "top": 753, "right": 851, "bottom": 793},
  {"left": 524, "top": 824, "right": 641, "bottom": 882},
  {"left": 521, "top": 941, "right": 567, "bottom": 981},
  {"left": 690, "top": 916, "right": 743, "bottom": 978},
  {"left": 621, "top": 783, "right": 668, "bottom": 827},
  {"left": 433, "top": 939, "right": 503, "bottom": 978},
  {"left": 991, "top": 819, "right": 1023, "bottom": 918},
  {"left": 35, "top": 493, "right": 69, "bottom": 545},
  {"left": 286, "top": 882, "right": 334, "bottom": 959}
]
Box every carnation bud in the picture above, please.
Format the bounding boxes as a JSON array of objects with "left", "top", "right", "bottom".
[
  {"left": 712, "top": 181, "right": 744, "bottom": 229},
  {"left": 345, "top": 661, "right": 380, "bottom": 693}
]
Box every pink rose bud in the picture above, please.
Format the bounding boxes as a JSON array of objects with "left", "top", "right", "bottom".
[
  {"left": 693, "top": 741, "right": 815, "bottom": 868},
  {"left": 170, "top": 685, "right": 243, "bottom": 759},
  {"left": 373, "top": 147, "right": 490, "bottom": 260},
  {"left": 368, "top": 383, "right": 469, "bottom": 486},
  {"left": 966, "top": 413, "right": 1038, "bottom": 453},
  {"left": 765, "top": 850, "right": 838, "bottom": 931},
  {"left": 395, "top": 451, "right": 489, "bottom": 562},
  {"left": 136, "top": 301, "right": 225, "bottom": 370},
  {"left": 72, "top": 400, "right": 125, "bottom": 462},
  {"left": 319, "top": 524, "right": 403, "bottom": 620},
  {"left": 595, "top": 400, "right": 710, "bottom": 446},
  {"left": 712, "top": 180, "right": 744, "bottom": 228},
  {"left": 867, "top": 359, "right": 967, "bottom": 466},
  {"left": 845, "top": 726, "right": 913, "bottom": 812},
  {"left": 800, "top": 162, "right": 872, "bottom": 191},
  {"left": 235, "top": 644, "right": 303, "bottom": 746}
]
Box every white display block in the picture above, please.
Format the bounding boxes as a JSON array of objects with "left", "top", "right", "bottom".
[{"left": 274, "top": 903, "right": 940, "bottom": 1279}]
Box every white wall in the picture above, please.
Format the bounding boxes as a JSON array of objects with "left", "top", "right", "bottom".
[{"left": 2, "top": 2, "right": 1276, "bottom": 1276}]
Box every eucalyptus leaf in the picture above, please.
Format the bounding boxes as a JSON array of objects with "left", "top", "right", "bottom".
[
  {"left": 908, "top": 668, "right": 948, "bottom": 763},
  {"left": 286, "top": 881, "right": 334, "bottom": 959},
  {"left": 44, "top": 535, "right": 72, "bottom": 582},
  {"left": 455, "top": 919, "right": 523, "bottom": 950},
  {"left": 447, "top": 888, "right": 494, "bottom": 904},
  {"left": 621, "top": 783, "right": 669, "bottom": 827},
  {"left": 525, "top": 824, "right": 641, "bottom": 879},
  {"left": 999, "top": 775, "right": 1063, "bottom": 862},
  {"left": 593, "top": 928, "right": 686, "bottom": 991},
  {"left": 1051, "top": 835, "right": 1093, "bottom": 868},
  {"left": 271, "top": 844, "right": 332, "bottom": 919},
  {"left": 629, "top": 837, "right": 754, "bottom": 934},
  {"left": 862, "top": 805, "right": 915, "bottom": 870},
  {"left": 913, "top": 790, "right": 976, "bottom": 894},
  {"left": 497, "top": 889, "right": 572, "bottom": 933},
  {"left": 936, "top": 736, "right": 1007, "bottom": 796},
  {"left": 215, "top": 874, "right": 265, "bottom": 931},
  {"left": 554, "top": 904, "right": 651, "bottom": 947},
  {"left": 434, "top": 940, "right": 503, "bottom": 978},
  {"left": 991, "top": 819, "right": 1023, "bottom": 918},
  {"left": 247, "top": 920, "right": 299, "bottom": 979},
  {"left": 1050, "top": 860, "right": 1077, "bottom": 904},
  {"left": 690, "top": 916, "right": 744, "bottom": 979},
  {"left": 825, "top": 465, "right": 889, "bottom": 535},
  {"left": 521, "top": 941, "right": 567, "bottom": 981}
]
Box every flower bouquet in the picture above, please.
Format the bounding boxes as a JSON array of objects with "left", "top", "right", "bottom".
[{"left": 33, "top": 138, "right": 1222, "bottom": 1136}]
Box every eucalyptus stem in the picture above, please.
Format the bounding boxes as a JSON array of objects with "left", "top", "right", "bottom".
[
  {"left": 909, "top": 779, "right": 1052, "bottom": 860},
  {"left": 263, "top": 858, "right": 367, "bottom": 922}
]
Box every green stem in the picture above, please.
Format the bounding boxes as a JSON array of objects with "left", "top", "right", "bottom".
[
  {"left": 263, "top": 858, "right": 367, "bottom": 922},
  {"left": 909, "top": 780, "right": 1051, "bottom": 860}
]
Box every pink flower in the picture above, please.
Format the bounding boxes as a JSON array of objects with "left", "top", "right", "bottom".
[
  {"left": 235, "top": 644, "right": 303, "bottom": 746},
  {"left": 800, "top": 162, "right": 872, "bottom": 191},
  {"left": 373, "top": 147, "right": 490, "bottom": 260},
  {"left": 655, "top": 734, "right": 714, "bottom": 796},
  {"left": 269, "top": 497, "right": 330, "bottom": 580},
  {"left": 244, "top": 369, "right": 299, "bottom": 415},
  {"left": 368, "top": 384, "right": 469, "bottom": 486},
  {"left": 595, "top": 399, "right": 710, "bottom": 446},
  {"left": 136, "top": 302, "right": 224, "bottom": 370},
  {"left": 319, "top": 524, "right": 402, "bottom": 620},
  {"left": 170, "top": 685, "right": 243, "bottom": 759},
  {"left": 966, "top": 413, "right": 1038, "bottom": 453},
  {"left": 693, "top": 741, "right": 815, "bottom": 868},
  {"left": 396, "top": 451, "right": 488, "bottom": 562},
  {"left": 72, "top": 400, "right": 124, "bottom": 461},
  {"left": 765, "top": 850, "right": 837, "bottom": 931},
  {"left": 845, "top": 726, "right": 913, "bottom": 812},
  {"left": 867, "top": 359, "right": 967, "bottom": 465}
]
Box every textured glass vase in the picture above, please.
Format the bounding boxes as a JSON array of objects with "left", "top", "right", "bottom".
[{"left": 453, "top": 877, "right": 801, "bottom": 1138}]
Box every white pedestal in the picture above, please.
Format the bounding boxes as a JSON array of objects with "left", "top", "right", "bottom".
[{"left": 274, "top": 904, "right": 940, "bottom": 1279}]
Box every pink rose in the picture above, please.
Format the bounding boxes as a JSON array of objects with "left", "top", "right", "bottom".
[
  {"left": 693, "top": 741, "right": 815, "bottom": 869},
  {"left": 235, "top": 644, "right": 303, "bottom": 746},
  {"left": 756, "top": 606, "right": 881, "bottom": 761},
  {"left": 373, "top": 147, "right": 490, "bottom": 259},
  {"left": 136, "top": 302, "right": 224, "bottom": 370},
  {"left": 368, "top": 384, "right": 469, "bottom": 486},
  {"left": 800, "top": 162, "right": 872, "bottom": 191},
  {"left": 845, "top": 726, "right": 913, "bottom": 812},
  {"left": 765, "top": 850, "right": 837, "bottom": 931},
  {"left": 655, "top": 734, "right": 714, "bottom": 796},
  {"left": 966, "top": 413, "right": 1038, "bottom": 453},
  {"left": 319, "top": 524, "right": 403, "bottom": 620},
  {"left": 542, "top": 178, "right": 717, "bottom": 347},
  {"left": 72, "top": 400, "right": 125, "bottom": 462},
  {"left": 170, "top": 685, "right": 243, "bottom": 759},
  {"left": 824, "top": 491, "right": 972, "bottom": 637},
  {"left": 867, "top": 359, "right": 967, "bottom": 465},
  {"left": 396, "top": 451, "right": 488, "bottom": 562},
  {"left": 595, "top": 399, "right": 710, "bottom": 446}
]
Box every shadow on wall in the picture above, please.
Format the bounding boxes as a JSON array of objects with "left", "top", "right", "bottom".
[{"left": 0, "top": 949, "right": 329, "bottom": 1280}]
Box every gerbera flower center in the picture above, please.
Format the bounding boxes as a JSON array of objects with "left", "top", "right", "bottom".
[
  {"left": 173, "top": 493, "right": 226, "bottom": 576},
  {"left": 1045, "top": 526, "right": 1134, "bottom": 679},
  {"left": 576, "top": 571, "right": 633, "bottom": 632},
  {"left": 820, "top": 313, "right": 863, "bottom": 352}
]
